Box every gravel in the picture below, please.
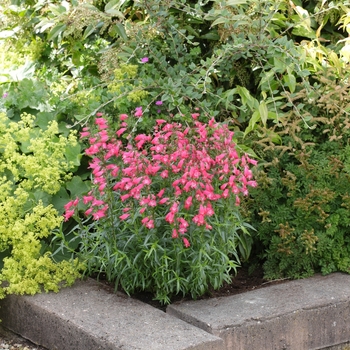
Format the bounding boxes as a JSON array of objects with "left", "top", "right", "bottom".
[{"left": 0, "top": 326, "right": 47, "bottom": 350}]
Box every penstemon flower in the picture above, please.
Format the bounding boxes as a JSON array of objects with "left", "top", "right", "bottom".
[
  {"left": 65, "top": 112, "right": 258, "bottom": 246},
  {"left": 63, "top": 110, "right": 258, "bottom": 303}
]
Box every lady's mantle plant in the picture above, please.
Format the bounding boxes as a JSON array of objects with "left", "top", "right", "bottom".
[
  {"left": 64, "top": 109, "right": 257, "bottom": 304},
  {"left": 0, "top": 112, "right": 81, "bottom": 299}
]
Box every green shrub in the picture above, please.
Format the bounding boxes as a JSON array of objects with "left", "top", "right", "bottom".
[{"left": 247, "top": 67, "right": 350, "bottom": 279}]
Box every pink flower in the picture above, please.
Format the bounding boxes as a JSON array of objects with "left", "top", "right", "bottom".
[
  {"left": 178, "top": 217, "right": 189, "bottom": 229},
  {"left": 120, "top": 114, "right": 128, "bottom": 121},
  {"left": 170, "top": 202, "right": 179, "bottom": 213},
  {"left": 183, "top": 238, "right": 190, "bottom": 248},
  {"left": 172, "top": 229, "right": 179, "bottom": 238},
  {"left": 85, "top": 208, "right": 93, "bottom": 216},
  {"left": 80, "top": 131, "right": 90, "bottom": 138},
  {"left": 159, "top": 197, "right": 169, "bottom": 204},
  {"left": 148, "top": 199, "right": 157, "bottom": 207},
  {"left": 116, "top": 128, "right": 127, "bottom": 137},
  {"left": 184, "top": 196, "right": 193, "bottom": 210},
  {"left": 140, "top": 207, "right": 147, "bottom": 214},
  {"left": 119, "top": 213, "right": 130, "bottom": 220},
  {"left": 92, "top": 199, "right": 105, "bottom": 206},
  {"left": 85, "top": 144, "right": 100, "bottom": 156},
  {"left": 222, "top": 189, "right": 229, "bottom": 198},
  {"left": 95, "top": 117, "right": 108, "bottom": 130},
  {"left": 191, "top": 113, "right": 200, "bottom": 120},
  {"left": 243, "top": 166, "right": 253, "bottom": 180},
  {"left": 157, "top": 189, "right": 165, "bottom": 198},
  {"left": 98, "top": 130, "right": 109, "bottom": 142},
  {"left": 247, "top": 157, "right": 258, "bottom": 166},
  {"left": 135, "top": 107, "right": 143, "bottom": 117},
  {"left": 155, "top": 100, "right": 163, "bottom": 106},
  {"left": 141, "top": 57, "right": 149, "bottom": 63},
  {"left": 120, "top": 194, "right": 130, "bottom": 201},
  {"left": 96, "top": 112, "right": 103, "bottom": 117},
  {"left": 145, "top": 219, "right": 154, "bottom": 229},
  {"left": 83, "top": 195, "right": 94, "bottom": 204},
  {"left": 193, "top": 214, "right": 205, "bottom": 226},
  {"left": 64, "top": 199, "right": 78, "bottom": 211},
  {"left": 160, "top": 170, "right": 169, "bottom": 178},
  {"left": 92, "top": 210, "right": 105, "bottom": 220},
  {"left": 165, "top": 211, "right": 175, "bottom": 224},
  {"left": 63, "top": 209, "right": 74, "bottom": 221}
]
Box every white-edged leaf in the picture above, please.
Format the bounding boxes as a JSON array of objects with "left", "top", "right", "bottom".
[
  {"left": 47, "top": 23, "right": 67, "bottom": 41},
  {"left": 226, "top": 0, "right": 248, "bottom": 5},
  {"left": 211, "top": 17, "right": 227, "bottom": 27},
  {"left": 258, "top": 101, "right": 268, "bottom": 127}
]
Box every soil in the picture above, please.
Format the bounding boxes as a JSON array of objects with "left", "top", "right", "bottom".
[{"left": 127, "top": 265, "right": 290, "bottom": 312}]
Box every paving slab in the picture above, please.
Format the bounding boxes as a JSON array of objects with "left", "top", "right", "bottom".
[
  {"left": 0, "top": 278, "right": 224, "bottom": 350},
  {"left": 167, "top": 273, "right": 350, "bottom": 350}
]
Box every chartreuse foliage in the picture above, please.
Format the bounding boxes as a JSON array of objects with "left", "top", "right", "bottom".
[{"left": 0, "top": 112, "right": 82, "bottom": 298}]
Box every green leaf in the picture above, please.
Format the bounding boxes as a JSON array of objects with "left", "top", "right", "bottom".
[
  {"left": 258, "top": 101, "right": 268, "bottom": 127},
  {"left": 226, "top": 0, "right": 248, "bottom": 5},
  {"left": 35, "top": 19, "right": 55, "bottom": 33},
  {"left": 8, "top": 61, "right": 36, "bottom": 81},
  {"left": 235, "top": 86, "right": 259, "bottom": 110},
  {"left": 244, "top": 110, "right": 260, "bottom": 137},
  {"left": 211, "top": 17, "right": 227, "bottom": 27},
  {"left": 105, "top": 0, "right": 125, "bottom": 11},
  {"left": 51, "top": 187, "right": 70, "bottom": 214},
  {"left": 200, "top": 31, "right": 220, "bottom": 41},
  {"left": 83, "top": 24, "right": 96, "bottom": 40},
  {"left": 284, "top": 72, "right": 296, "bottom": 93},
  {"left": 47, "top": 23, "right": 67, "bottom": 41},
  {"left": 105, "top": 8, "right": 124, "bottom": 17},
  {"left": 270, "top": 131, "right": 282, "bottom": 145},
  {"left": 105, "top": 0, "right": 125, "bottom": 17},
  {"left": 291, "top": 26, "right": 315, "bottom": 39},
  {"left": 66, "top": 176, "right": 90, "bottom": 198},
  {"left": 112, "top": 23, "right": 128, "bottom": 41},
  {"left": 64, "top": 143, "right": 81, "bottom": 167}
]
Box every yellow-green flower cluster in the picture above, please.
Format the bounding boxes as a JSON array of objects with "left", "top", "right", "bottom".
[
  {"left": 0, "top": 112, "right": 82, "bottom": 299},
  {"left": 107, "top": 64, "right": 149, "bottom": 104},
  {"left": 0, "top": 113, "right": 79, "bottom": 194}
]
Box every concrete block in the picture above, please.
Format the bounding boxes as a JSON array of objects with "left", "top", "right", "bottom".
[
  {"left": 167, "top": 273, "right": 350, "bottom": 350},
  {"left": 0, "top": 278, "right": 224, "bottom": 350}
]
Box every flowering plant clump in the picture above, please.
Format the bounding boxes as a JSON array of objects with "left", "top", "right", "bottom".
[
  {"left": 0, "top": 112, "right": 82, "bottom": 299},
  {"left": 64, "top": 108, "right": 258, "bottom": 304}
]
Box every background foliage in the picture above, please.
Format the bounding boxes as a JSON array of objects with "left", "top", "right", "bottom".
[{"left": 1, "top": 0, "right": 350, "bottom": 300}]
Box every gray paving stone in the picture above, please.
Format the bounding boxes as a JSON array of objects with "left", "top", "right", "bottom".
[
  {"left": 167, "top": 273, "right": 350, "bottom": 350},
  {"left": 0, "top": 278, "right": 224, "bottom": 350}
]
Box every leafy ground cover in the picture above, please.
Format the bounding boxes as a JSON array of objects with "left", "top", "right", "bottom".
[{"left": 1, "top": 0, "right": 350, "bottom": 304}]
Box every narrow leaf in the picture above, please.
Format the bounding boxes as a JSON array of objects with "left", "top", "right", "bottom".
[
  {"left": 259, "top": 101, "right": 268, "bottom": 127},
  {"left": 47, "top": 23, "right": 66, "bottom": 41}
]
